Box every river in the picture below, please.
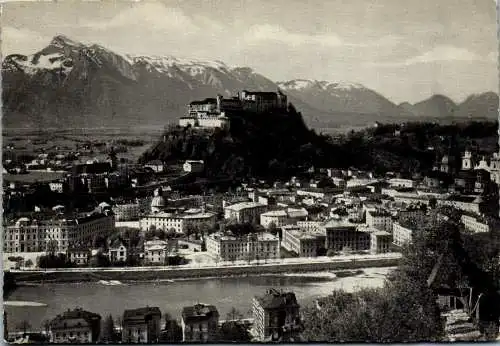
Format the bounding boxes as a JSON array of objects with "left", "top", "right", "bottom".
[{"left": 5, "top": 267, "right": 394, "bottom": 332}]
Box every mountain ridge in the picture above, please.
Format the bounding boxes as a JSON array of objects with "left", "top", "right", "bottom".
[{"left": 2, "top": 35, "right": 498, "bottom": 130}]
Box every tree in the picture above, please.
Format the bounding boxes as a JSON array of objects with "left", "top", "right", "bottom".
[
  {"left": 161, "top": 312, "right": 183, "bottom": 343},
  {"left": 226, "top": 307, "right": 243, "bottom": 321},
  {"left": 217, "top": 321, "right": 251, "bottom": 342},
  {"left": 46, "top": 239, "right": 58, "bottom": 255},
  {"left": 24, "top": 259, "right": 33, "bottom": 268},
  {"left": 101, "top": 314, "right": 117, "bottom": 343}
]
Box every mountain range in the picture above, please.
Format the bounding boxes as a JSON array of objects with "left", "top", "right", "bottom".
[{"left": 2, "top": 35, "right": 498, "bottom": 130}]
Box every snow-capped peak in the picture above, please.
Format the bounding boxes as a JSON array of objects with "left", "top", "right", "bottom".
[
  {"left": 50, "top": 35, "right": 83, "bottom": 49},
  {"left": 277, "top": 79, "right": 366, "bottom": 91},
  {"left": 327, "top": 81, "right": 365, "bottom": 91}
]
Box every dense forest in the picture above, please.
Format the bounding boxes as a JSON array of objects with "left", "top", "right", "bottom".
[{"left": 139, "top": 104, "right": 499, "bottom": 179}]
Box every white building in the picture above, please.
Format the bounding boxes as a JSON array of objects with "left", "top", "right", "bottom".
[
  {"left": 206, "top": 232, "right": 280, "bottom": 261},
  {"left": 108, "top": 238, "right": 128, "bottom": 263},
  {"left": 224, "top": 202, "right": 267, "bottom": 224},
  {"left": 183, "top": 160, "right": 204, "bottom": 173},
  {"left": 281, "top": 226, "right": 326, "bottom": 257},
  {"left": 3, "top": 212, "right": 115, "bottom": 253},
  {"left": 139, "top": 211, "right": 216, "bottom": 234},
  {"left": 392, "top": 222, "right": 415, "bottom": 247},
  {"left": 259, "top": 208, "right": 308, "bottom": 229},
  {"left": 388, "top": 178, "right": 416, "bottom": 189},
  {"left": 460, "top": 214, "right": 490, "bottom": 233},
  {"left": 143, "top": 239, "right": 176, "bottom": 264},
  {"left": 49, "top": 181, "right": 65, "bottom": 193}
]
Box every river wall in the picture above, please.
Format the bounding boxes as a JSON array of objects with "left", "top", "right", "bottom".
[{"left": 10, "top": 257, "right": 400, "bottom": 283}]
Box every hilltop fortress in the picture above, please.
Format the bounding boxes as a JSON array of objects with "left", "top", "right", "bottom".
[{"left": 179, "top": 89, "right": 288, "bottom": 129}]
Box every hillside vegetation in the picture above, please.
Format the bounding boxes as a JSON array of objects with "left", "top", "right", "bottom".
[{"left": 139, "top": 106, "right": 498, "bottom": 179}]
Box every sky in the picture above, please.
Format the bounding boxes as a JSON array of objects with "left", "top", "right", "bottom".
[{"left": 1, "top": 0, "right": 498, "bottom": 104}]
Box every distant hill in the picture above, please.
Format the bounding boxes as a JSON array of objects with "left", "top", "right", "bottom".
[
  {"left": 399, "top": 93, "right": 498, "bottom": 120},
  {"left": 2, "top": 35, "right": 497, "bottom": 130}
]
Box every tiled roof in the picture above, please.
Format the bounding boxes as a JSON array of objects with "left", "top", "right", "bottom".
[
  {"left": 50, "top": 309, "right": 101, "bottom": 329},
  {"left": 123, "top": 307, "right": 161, "bottom": 323},
  {"left": 254, "top": 289, "right": 299, "bottom": 310},
  {"left": 182, "top": 304, "right": 219, "bottom": 322}
]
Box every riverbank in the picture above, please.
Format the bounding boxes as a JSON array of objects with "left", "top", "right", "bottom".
[{"left": 9, "top": 254, "right": 401, "bottom": 283}]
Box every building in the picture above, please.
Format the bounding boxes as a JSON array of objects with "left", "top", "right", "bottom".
[
  {"left": 122, "top": 307, "right": 162, "bottom": 343},
  {"left": 144, "top": 160, "right": 165, "bottom": 173},
  {"left": 365, "top": 209, "right": 393, "bottom": 232},
  {"left": 259, "top": 208, "right": 308, "bottom": 229},
  {"left": 140, "top": 210, "right": 216, "bottom": 234},
  {"left": 437, "top": 195, "right": 483, "bottom": 214},
  {"left": 206, "top": 232, "right": 280, "bottom": 261},
  {"left": 183, "top": 160, "right": 204, "bottom": 173},
  {"left": 388, "top": 178, "right": 416, "bottom": 189},
  {"left": 108, "top": 238, "right": 127, "bottom": 263},
  {"left": 252, "top": 289, "right": 302, "bottom": 342},
  {"left": 181, "top": 304, "right": 219, "bottom": 342},
  {"left": 397, "top": 204, "right": 427, "bottom": 225},
  {"left": 239, "top": 90, "right": 288, "bottom": 113},
  {"left": 281, "top": 226, "right": 326, "bottom": 257},
  {"left": 49, "top": 308, "right": 101, "bottom": 344},
  {"left": 460, "top": 214, "right": 490, "bottom": 233},
  {"left": 3, "top": 211, "right": 115, "bottom": 253},
  {"left": 143, "top": 239, "right": 178, "bottom": 264},
  {"left": 392, "top": 222, "right": 415, "bottom": 247},
  {"left": 462, "top": 150, "right": 477, "bottom": 170},
  {"left": 224, "top": 201, "right": 267, "bottom": 224},
  {"left": 67, "top": 247, "right": 91, "bottom": 266},
  {"left": 112, "top": 200, "right": 141, "bottom": 221},
  {"left": 370, "top": 231, "right": 392, "bottom": 254},
  {"left": 323, "top": 219, "right": 370, "bottom": 252},
  {"left": 296, "top": 221, "right": 323, "bottom": 231}
]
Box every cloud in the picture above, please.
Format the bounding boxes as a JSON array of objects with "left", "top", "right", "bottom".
[
  {"left": 365, "top": 45, "right": 495, "bottom": 67},
  {"left": 1, "top": 26, "right": 50, "bottom": 55},
  {"left": 244, "top": 24, "right": 343, "bottom": 47},
  {"left": 404, "top": 45, "right": 486, "bottom": 64},
  {"left": 82, "top": 2, "right": 217, "bottom": 36}
]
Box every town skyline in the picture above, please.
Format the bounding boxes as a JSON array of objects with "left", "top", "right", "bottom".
[{"left": 1, "top": 0, "right": 498, "bottom": 104}]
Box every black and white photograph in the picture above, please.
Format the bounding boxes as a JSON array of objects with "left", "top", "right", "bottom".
[{"left": 1, "top": 0, "right": 500, "bottom": 343}]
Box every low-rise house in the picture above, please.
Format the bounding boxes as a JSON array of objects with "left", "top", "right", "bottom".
[
  {"left": 49, "top": 308, "right": 101, "bottom": 344},
  {"left": 144, "top": 240, "right": 169, "bottom": 264},
  {"left": 181, "top": 304, "right": 219, "bottom": 342},
  {"left": 108, "top": 238, "right": 128, "bottom": 263},
  {"left": 67, "top": 247, "right": 91, "bottom": 266},
  {"left": 122, "top": 307, "right": 162, "bottom": 343}
]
